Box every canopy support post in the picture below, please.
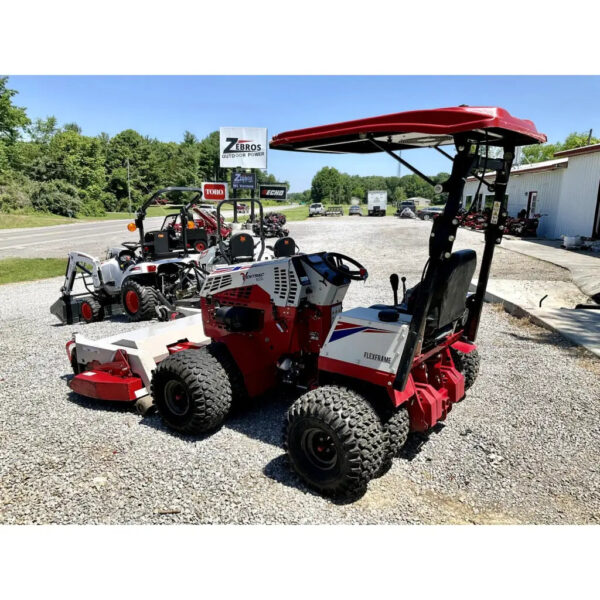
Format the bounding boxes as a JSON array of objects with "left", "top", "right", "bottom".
[
  {"left": 464, "top": 145, "right": 515, "bottom": 341},
  {"left": 368, "top": 137, "right": 437, "bottom": 187}
]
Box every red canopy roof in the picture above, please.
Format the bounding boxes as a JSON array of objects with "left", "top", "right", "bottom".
[{"left": 270, "top": 106, "right": 546, "bottom": 154}]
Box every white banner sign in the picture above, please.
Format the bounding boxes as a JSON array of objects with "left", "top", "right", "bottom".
[{"left": 220, "top": 127, "right": 267, "bottom": 169}]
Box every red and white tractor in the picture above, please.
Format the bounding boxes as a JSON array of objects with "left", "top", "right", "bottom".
[{"left": 65, "top": 106, "right": 546, "bottom": 499}]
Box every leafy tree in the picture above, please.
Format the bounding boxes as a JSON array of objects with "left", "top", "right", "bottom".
[
  {"left": 311, "top": 167, "right": 342, "bottom": 202},
  {"left": 31, "top": 180, "right": 81, "bottom": 217},
  {"left": 521, "top": 131, "right": 600, "bottom": 164},
  {"left": 28, "top": 116, "right": 58, "bottom": 145},
  {"left": 0, "top": 77, "right": 30, "bottom": 144}
]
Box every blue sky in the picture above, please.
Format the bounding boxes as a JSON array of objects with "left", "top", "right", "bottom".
[{"left": 9, "top": 76, "right": 600, "bottom": 192}]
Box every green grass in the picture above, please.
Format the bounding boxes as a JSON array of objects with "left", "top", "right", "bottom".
[
  {"left": 0, "top": 213, "right": 81, "bottom": 229},
  {"left": 0, "top": 258, "right": 67, "bottom": 285},
  {"left": 281, "top": 205, "right": 309, "bottom": 221},
  {"left": 0, "top": 204, "right": 302, "bottom": 229}
]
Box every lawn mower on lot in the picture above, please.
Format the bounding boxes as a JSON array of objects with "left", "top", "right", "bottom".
[
  {"left": 163, "top": 204, "right": 232, "bottom": 247},
  {"left": 65, "top": 106, "right": 545, "bottom": 500},
  {"left": 51, "top": 187, "right": 219, "bottom": 325}
]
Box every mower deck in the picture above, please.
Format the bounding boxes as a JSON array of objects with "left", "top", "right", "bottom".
[{"left": 69, "top": 308, "right": 207, "bottom": 403}]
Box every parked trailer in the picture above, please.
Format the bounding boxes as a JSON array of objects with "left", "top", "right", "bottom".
[
  {"left": 325, "top": 205, "right": 344, "bottom": 216},
  {"left": 367, "top": 190, "right": 387, "bottom": 216}
]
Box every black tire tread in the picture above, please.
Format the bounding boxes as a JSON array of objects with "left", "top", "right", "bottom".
[
  {"left": 121, "top": 279, "right": 159, "bottom": 321},
  {"left": 151, "top": 343, "right": 241, "bottom": 434},
  {"left": 81, "top": 297, "right": 104, "bottom": 323},
  {"left": 283, "top": 385, "right": 385, "bottom": 499},
  {"left": 451, "top": 347, "right": 480, "bottom": 391},
  {"left": 374, "top": 405, "right": 410, "bottom": 478}
]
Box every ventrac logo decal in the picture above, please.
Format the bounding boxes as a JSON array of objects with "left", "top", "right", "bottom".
[
  {"left": 241, "top": 271, "right": 264, "bottom": 282},
  {"left": 223, "top": 138, "right": 263, "bottom": 154},
  {"left": 329, "top": 321, "right": 394, "bottom": 343}
]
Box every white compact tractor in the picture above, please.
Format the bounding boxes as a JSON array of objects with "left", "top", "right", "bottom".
[
  {"left": 64, "top": 106, "right": 546, "bottom": 500},
  {"left": 51, "top": 187, "right": 224, "bottom": 325}
]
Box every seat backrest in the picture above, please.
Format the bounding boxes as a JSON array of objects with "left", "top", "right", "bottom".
[
  {"left": 273, "top": 237, "right": 297, "bottom": 257},
  {"left": 185, "top": 228, "right": 209, "bottom": 252},
  {"left": 144, "top": 230, "right": 170, "bottom": 256},
  {"left": 407, "top": 249, "right": 477, "bottom": 332},
  {"left": 229, "top": 232, "right": 255, "bottom": 263}
]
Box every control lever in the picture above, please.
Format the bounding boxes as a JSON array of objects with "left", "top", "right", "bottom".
[
  {"left": 401, "top": 276, "right": 407, "bottom": 303},
  {"left": 389, "top": 273, "right": 399, "bottom": 306}
]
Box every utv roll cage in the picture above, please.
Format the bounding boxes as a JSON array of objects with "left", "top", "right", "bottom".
[
  {"left": 270, "top": 106, "right": 546, "bottom": 392},
  {"left": 135, "top": 187, "right": 205, "bottom": 259}
]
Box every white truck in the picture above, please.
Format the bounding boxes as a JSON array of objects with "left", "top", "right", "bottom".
[{"left": 367, "top": 190, "right": 387, "bottom": 216}]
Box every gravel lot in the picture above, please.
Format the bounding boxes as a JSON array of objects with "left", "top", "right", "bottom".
[{"left": 1, "top": 217, "right": 598, "bottom": 524}]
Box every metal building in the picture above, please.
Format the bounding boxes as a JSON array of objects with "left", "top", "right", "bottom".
[{"left": 461, "top": 144, "right": 600, "bottom": 239}]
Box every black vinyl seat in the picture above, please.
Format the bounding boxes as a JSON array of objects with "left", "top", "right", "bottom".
[
  {"left": 371, "top": 249, "right": 477, "bottom": 333},
  {"left": 229, "top": 232, "right": 255, "bottom": 263},
  {"left": 273, "top": 237, "right": 297, "bottom": 257}
]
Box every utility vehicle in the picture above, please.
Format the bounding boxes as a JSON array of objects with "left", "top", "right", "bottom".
[{"left": 65, "top": 106, "right": 545, "bottom": 499}]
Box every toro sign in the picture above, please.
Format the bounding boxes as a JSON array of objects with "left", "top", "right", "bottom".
[
  {"left": 201, "top": 182, "right": 228, "bottom": 201},
  {"left": 259, "top": 184, "right": 287, "bottom": 201},
  {"left": 220, "top": 127, "right": 267, "bottom": 169}
]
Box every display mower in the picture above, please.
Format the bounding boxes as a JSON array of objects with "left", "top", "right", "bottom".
[{"left": 66, "top": 106, "right": 545, "bottom": 499}]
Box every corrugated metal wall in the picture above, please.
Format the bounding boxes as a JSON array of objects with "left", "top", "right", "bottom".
[
  {"left": 461, "top": 154, "right": 600, "bottom": 239},
  {"left": 462, "top": 168, "right": 565, "bottom": 238},
  {"left": 555, "top": 153, "right": 600, "bottom": 238}
]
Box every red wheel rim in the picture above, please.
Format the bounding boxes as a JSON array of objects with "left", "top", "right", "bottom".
[
  {"left": 125, "top": 290, "right": 139, "bottom": 313},
  {"left": 195, "top": 242, "right": 206, "bottom": 251},
  {"left": 81, "top": 302, "right": 93, "bottom": 321}
]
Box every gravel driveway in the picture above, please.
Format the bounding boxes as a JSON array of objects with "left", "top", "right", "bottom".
[{"left": 1, "top": 217, "right": 598, "bottom": 524}]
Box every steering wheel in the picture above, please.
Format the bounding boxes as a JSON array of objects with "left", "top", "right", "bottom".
[
  {"left": 323, "top": 252, "right": 368, "bottom": 281},
  {"left": 121, "top": 242, "right": 139, "bottom": 251}
]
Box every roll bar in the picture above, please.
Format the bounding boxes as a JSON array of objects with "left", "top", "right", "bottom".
[
  {"left": 216, "top": 199, "right": 266, "bottom": 263},
  {"left": 134, "top": 187, "right": 204, "bottom": 258}
]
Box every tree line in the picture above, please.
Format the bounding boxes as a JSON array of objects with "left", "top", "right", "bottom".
[
  {"left": 0, "top": 77, "right": 282, "bottom": 217},
  {"left": 289, "top": 167, "right": 451, "bottom": 206}
]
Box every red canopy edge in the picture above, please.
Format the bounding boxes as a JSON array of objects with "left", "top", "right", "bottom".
[{"left": 270, "top": 106, "right": 546, "bottom": 153}]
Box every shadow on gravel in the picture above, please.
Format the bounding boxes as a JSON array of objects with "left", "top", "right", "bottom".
[
  {"left": 51, "top": 314, "right": 131, "bottom": 328},
  {"left": 503, "top": 330, "right": 567, "bottom": 348},
  {"left": 399, "top": 423, "right": 445, "bottom": 461},
  {"left": 138, "top": 414, "right": 217, "bottom": 444},
  {"left": 262, "top": 454, "right": 367, "bottom": 505},
  {"left": 66, "top": 389, "right": 136, "bottom": 414},
  {"left": 226, "top": 388, "right": 299, "bottom": 448}
]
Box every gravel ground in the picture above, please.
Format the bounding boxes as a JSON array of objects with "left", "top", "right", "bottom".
[{"left": 0, "top": 216, "right": 598, "bottom": 524}]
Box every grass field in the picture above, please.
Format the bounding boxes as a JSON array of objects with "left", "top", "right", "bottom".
[
  {"left": 0, "top": 258, "right": 67, "bottom": 285},
  {"left": 0, "top": 203, "right": 301, "bottom": 229},
  {"left": 0, "top": 207, "right": 171, "bottom": 229},
  {"left": 280, "top": 205, "right": 309, "bottom": 221}
]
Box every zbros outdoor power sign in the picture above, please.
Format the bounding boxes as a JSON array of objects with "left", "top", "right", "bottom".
[
  {"left": 259, "top": 184, "right": 287, "bottom": 201},
  {"left": 220, "top": 127, "right": 267, "bottom": 169},
  {"left": 232, "top": 172, "right": 257, "bottom": 190}
]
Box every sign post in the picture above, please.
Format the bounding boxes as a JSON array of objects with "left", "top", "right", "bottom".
[{"left": 220, "top": 128, "right": 267, "bottom": 224}]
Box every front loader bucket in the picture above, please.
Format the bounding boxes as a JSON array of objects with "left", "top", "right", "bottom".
[{"left": 50, "top": 296, "right": 78, "bottom": 325}]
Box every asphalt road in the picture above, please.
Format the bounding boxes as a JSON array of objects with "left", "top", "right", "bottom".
[{"left": 0, "top": 204, "right": 297, "bottom": 260}]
